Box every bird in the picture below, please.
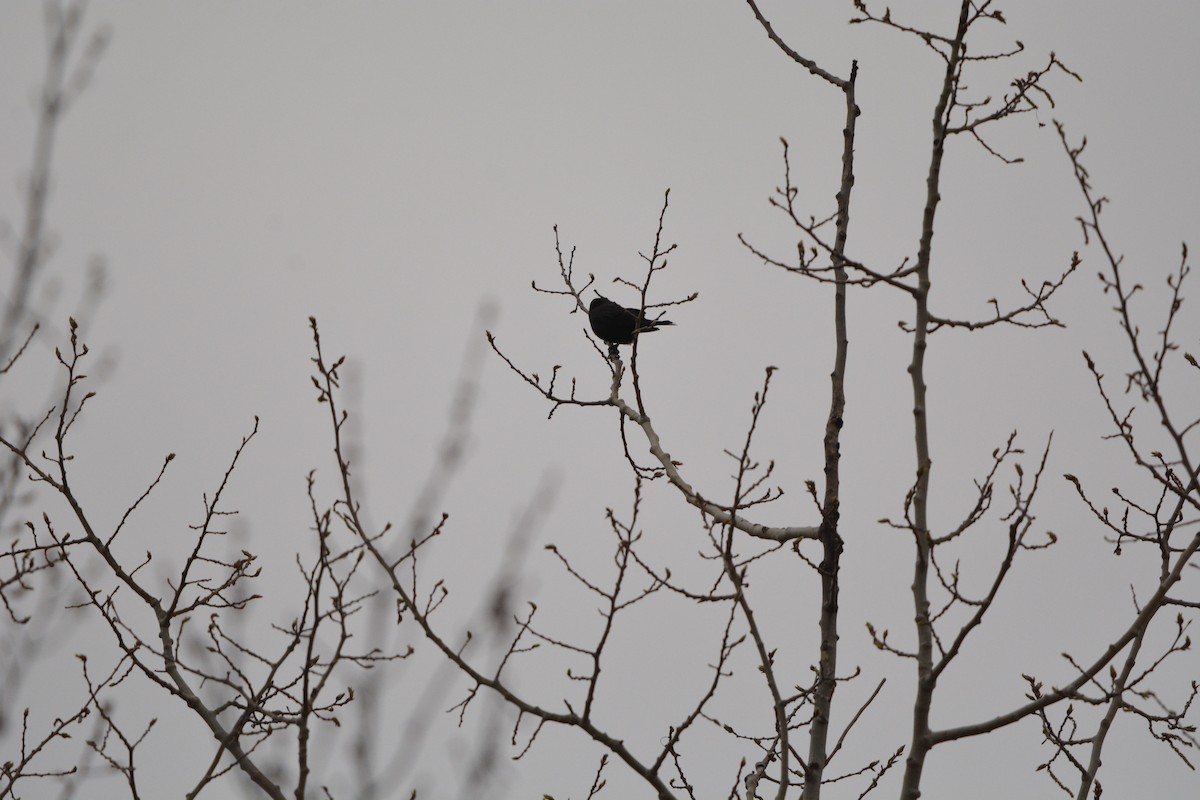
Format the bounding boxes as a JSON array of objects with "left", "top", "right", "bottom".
[{"left": 588, "top": 295, "right": 674, "bottom": 346}]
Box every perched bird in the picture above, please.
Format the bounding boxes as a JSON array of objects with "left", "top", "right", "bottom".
[{"left": 588, "top": 295, "right": 674, "bottom": 346}]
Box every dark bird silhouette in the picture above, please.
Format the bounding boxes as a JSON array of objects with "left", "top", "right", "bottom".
[{"left": 588, "top": 295, "right": 674, "bottom": 346}]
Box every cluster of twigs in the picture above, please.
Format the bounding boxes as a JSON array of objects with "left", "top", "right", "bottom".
[{"left": 1, "top": 317, "right": 401, "bottom": 799}]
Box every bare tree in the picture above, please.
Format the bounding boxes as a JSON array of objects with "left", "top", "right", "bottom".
[
  {"left": 2, "top": 2, "right": 1197, "bottom": 799},
  {"left": 476, "top": 2, "right": 1197, "bottom": 798},
  {"left": 1, "top": 6, "right": 395, "bottom": 798}
]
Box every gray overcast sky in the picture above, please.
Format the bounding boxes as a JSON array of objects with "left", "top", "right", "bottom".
[{"left": 2, "top": 2, "right": 1198, "bottom": 798}]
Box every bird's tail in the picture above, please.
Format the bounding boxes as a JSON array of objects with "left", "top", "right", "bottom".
[{"left": 636, "top": 318, "right": 673, "bottom": 333}]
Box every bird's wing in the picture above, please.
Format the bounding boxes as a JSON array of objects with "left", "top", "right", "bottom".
[{"left": 595, "top": 301, "right": 636, "bottom": 322}]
